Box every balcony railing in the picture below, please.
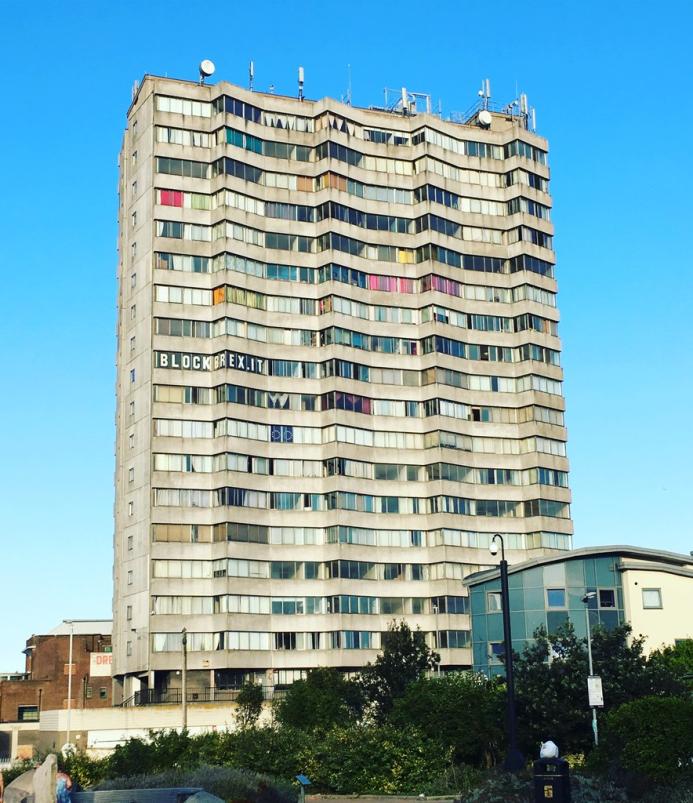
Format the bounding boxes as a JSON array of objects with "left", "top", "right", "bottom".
[{"left": 125, "top": 686, "right": 284, "bottom": 707}]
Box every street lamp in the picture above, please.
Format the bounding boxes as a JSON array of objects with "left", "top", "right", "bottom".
[
  {"left": 581, "top": 592, "right": 599, "bottom": 746},
  {"left": 432, "top": 603, "right": 441, "bottom": 676},
  {"left": 181, "top": 627, "right": 188, "bottom": 731},
  {"left": 489, "top": 534, "right": 524, "bottom": 772},
  {"left": 64, "top": 619, "right": 74, "bottom": 749}
]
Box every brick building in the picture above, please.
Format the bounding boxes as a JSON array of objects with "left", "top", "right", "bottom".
[{"left": 0, "top": 621, "right": 113, "bottom": 724}]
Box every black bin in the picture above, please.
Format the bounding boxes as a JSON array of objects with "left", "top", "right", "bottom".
[{"left": 533, "top": 757, "right": 571, "bottom": 802}]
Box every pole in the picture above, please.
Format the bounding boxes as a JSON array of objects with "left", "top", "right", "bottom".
[
  {"left": 66, "top": 620, "right": 74, "bottom": 748},
  {"left": 433, "top": 604, "right": 441, "bottom": 676},
  {"left": 181, "top": 628, "right": 188, "bottom": 731},
  {"left": 584, "top": 605, "right": 599, "bottom": 746},
  {"left": 499, "top": 557, "right": 522, "bottom": 770},
  {"left": 491, "top": 534, "right": 523, "bottom": 772}
]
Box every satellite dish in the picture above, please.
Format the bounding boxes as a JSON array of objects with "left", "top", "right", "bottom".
[
  {"left": 478, "top": 110, "right": 492, "bottom": 127},
  {"left": 199, "top": 59, "right": 216, "bottom": 79}
]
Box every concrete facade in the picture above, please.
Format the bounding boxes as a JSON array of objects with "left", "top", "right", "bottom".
[{"left": 113, "top": 73, "right": 572, "bottom": 701}]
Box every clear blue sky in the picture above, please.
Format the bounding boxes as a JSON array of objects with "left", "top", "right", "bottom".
[{"left": 0, "top": 0, "right": 691, "bottom": 670}]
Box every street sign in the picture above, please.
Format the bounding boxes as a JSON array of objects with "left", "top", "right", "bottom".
[{"left": 587, "top": 675, "right": 604, "bottom": 707}]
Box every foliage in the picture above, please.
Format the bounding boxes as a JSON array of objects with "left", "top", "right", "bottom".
[
  {"left": 597, "top": 696, "right": 693, "bottom": 788},
  {"left": 1, "top": 759, "right": 37, "bottom": 785},
  {"left": 94, "top": 764, "right": 297, "bottom": 803},
  {"left": 513, "top": 621, "right": 684, "bottom": 754},
  {"left": 390, "top": 672, "right": 504, "bottom": 766},
  {"left": 60, "top": 749, "right": 108, "bottom": 788},
  {"left": 235, "top": 682, "right": 264, "bottom": 729},
  {"left": 359, "top": 619, "right": 439, "bottom": 721},
  {"left": 274, "top": 667, "right": 363, "bottom": 730},
  {"left": 649, "top": 638, "right": 693, "bottom": 690},
  {"left": 296, "top": 723, "right": 454, "bottom": 794}
]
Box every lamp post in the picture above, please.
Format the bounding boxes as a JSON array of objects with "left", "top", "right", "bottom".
[
  {"left": 432, "top": 603, "right": 441, "bottom": 676},
  {"left": 64, "top": 619, "right": 74, "bottom": 749},
  {"left": 581, "top": 592, "right": 599, "bottom": 746},
  {"left": 181, "top": 627, "right": 188, "bottom": 731},
  {"left": 490, "top": 534, "right": 524, "bottom": 772}
]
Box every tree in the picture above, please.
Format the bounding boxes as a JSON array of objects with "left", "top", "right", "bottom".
[
  {"left": 274, "top": 667, "right": 364, "bottom": 730},
  {"left": 649, "top": 638, "right": 693, "bottom": 691},
  {"left": 389, "top": 672, "right": 504, "bottom": 766},
  {"left": 513, "top": 622, "right": 684, "bottom": 754},
  {"left": 359, "top": 620, "right": 439, "bottom": 721},
  {"left": 236, "top": 682, "right": 264, "bottom": 729}
]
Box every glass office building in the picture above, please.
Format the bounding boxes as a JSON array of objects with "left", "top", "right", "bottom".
[{"left": 112, "top": 72, "right": 572, "bottom": 702}]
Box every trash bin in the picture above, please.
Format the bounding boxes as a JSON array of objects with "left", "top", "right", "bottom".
[{"left": 533, "top": 757, "right": 571, "bottom": 801}]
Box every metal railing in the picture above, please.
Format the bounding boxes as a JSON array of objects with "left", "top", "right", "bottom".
[{"left": 123, "top": 686, "right": 284, "bottom": 707}]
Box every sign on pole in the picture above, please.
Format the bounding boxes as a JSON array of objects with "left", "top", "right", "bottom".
[{"left": 587, "top": 675, "right": 604, "bottom": 708}]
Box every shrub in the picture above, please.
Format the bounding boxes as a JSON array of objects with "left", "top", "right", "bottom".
[
  {"left": 599, "top": 696, "right": 693, "bottom": 787},
  {"left": 390, "top": 672, "right": 504, "bottom": 766},
  {"left": 94, "top": 764, "right": 297, "bottom": 803}
]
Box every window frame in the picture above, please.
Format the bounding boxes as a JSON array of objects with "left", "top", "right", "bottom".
[{"left": 641, "top": 587, "right": 662, "bottom": 609}]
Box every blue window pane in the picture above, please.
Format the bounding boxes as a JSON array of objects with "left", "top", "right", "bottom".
[
  {"left": 547, "top": 588, "right": 566, "bottom": 608},
  {"left": 547, "top": 611, "right": 569, "bottom": 634}
]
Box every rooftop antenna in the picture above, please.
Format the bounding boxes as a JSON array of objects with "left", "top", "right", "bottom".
[
  {"left": 346, "top": 64, "right": 352, "bottom": 106},
  {"left": 268, "top": 83, "right": 275, "bottom": 94},
  {"left": 199, "top": 59, "right": 215, "bottom": 85},
  {"left": 249, "top": 60, "right": 255, "bottom": 91},
  {"left": 298, "top": 66, "right": 305, "bottom": 101},
  {"left": 530, "top": 108, "right": 537, "bottom": 132},
  {"left": 479, "top": 78, "right": 491, "bottom": 109},
  {"left": 401, "top": 87, "right": 408, "bottom": 115}
]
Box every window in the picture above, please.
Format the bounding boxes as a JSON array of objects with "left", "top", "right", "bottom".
[
  {"left": 131, "top": 242, "right": 137, "bottom": 259},
  {"left": 546, "top": 588, "right": 566, "bottom": 608},
  {"left": 132, "top": 150, "right": 137, "bottom": 166},
  {"left": 131, "top": 212, "right": 137, "bottom": 228},
  {"left": 126, "top": 641, "right": 132, "bottom": 656},
  {"left": 642, "top": 588, "right": 662, "bottom": 609},
  {"left": 599, "top": 589, "right": 616, "bottom": 608},
  {"left": 17, "top": 705, "right": 39, "bottom": 722},
  {"left": 127, "top": 570, "right": 133, "bottom": 585},
  {"left": 487, "top": 591, "right": 502, "bottom": 612},
  {"left": 128, "top": 433, "right": 134, "bottom": 449},
  {"left": 130, "top": 304, "right": 136, "bottom": 320},
  {"left": 129, "top": 369, "right": 136, "bottom": 384},
  {"left": 128, "top": 467, "right": 134, "bottom": 483},
  {"left": 130, "top": 272, "right": 137, "bottom": 288},
  {"left": 127, "top": 535, "right": 133, "bottom": 551},
  {"left": 99, "top": 687, "right": 108, "bottom": 700},
  {"left": 129, "top": 401, "right": 135, "bottom": 416},
  {"left": 127, "top": 501, "right": 134, "bottom": 517},
  {"left": 126, "top": 605, "right": 132, "bottom": 620},
  {"left": 132, "top": 180, "right": 137, "bottom": 198},
  {"left": 85, "top": 685, "right": 93, "bottom": 699},
  {"left": 489, "top": 642, "right": 504, "bottom": 663}
]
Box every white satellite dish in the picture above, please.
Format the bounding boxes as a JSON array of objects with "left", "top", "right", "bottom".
[
  {"left": 478, "top": 109, "right": 492, "bottom": 127},
  {"left": 199, "top": 59, "right": 216, "bottom": 79}
]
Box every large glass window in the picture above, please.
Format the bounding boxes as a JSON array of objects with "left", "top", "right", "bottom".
[{"left": 598, "top": 589, "right": 616, "bottom": 609}]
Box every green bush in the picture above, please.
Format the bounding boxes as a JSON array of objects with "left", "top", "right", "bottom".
[
  {"left": 1, "top": 759, "right": 37, "bottom": 785},
  {"left": 94, "top": 764, "right": 297, "bottom": 803},
  {"left": 390, "top": 672, "right": 504, "bottom": 766},
  {"left": 599, "top": 696, "right": 693, "bottom": 786}
]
